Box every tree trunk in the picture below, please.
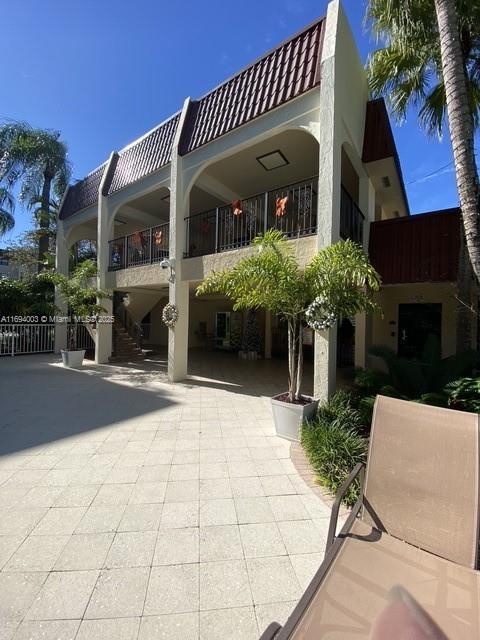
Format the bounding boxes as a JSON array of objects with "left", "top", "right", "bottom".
[
  {"left": 455, "top": 226, "right": 473, "bottom": 352},
  {"left": 37, "top": 171, "right": 53, "bottom": 272},
  {"left": 295, "top": 323, "right": 304, "bottom": 400},
  {"left": 434, "top": 0, "right": 480, "bottom": 287},
  {"left": 287, "top": 319, "right": 297, "bottom": 403}
]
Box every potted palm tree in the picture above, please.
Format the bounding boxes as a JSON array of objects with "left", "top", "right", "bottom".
[
  {"left": 41, "top": 259, "right": 109, "bottom": 368},
  {"left": 197, "top": 230, "right": 380, "bottom": 440}
]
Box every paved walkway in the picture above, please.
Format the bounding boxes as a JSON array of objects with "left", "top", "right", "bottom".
[{"left": 0, "top": 353, "right": 330, "bottom": 640}]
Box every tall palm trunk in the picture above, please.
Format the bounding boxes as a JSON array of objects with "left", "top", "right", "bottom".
[
  {"left": 434, "top": 0, "right": 480, "bottom": 288},
  {"left": 37, "top": 170, "right": 53, "bottom": 271}
]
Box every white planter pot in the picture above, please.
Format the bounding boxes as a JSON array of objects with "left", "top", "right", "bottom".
[
  {"left": 61, "top": 349, "right": 86, "bottom": 368},
  {"left": 271, "top": 393, "right": 319, "bottom": 441}
]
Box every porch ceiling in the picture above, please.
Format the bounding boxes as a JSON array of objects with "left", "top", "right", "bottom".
[{"left": 191, "top": 129, "right": 319, "bottom": 214}]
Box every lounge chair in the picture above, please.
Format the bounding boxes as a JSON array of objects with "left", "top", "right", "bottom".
[{"left": 260, "top": 395, "right": 480, "bottom": 639}]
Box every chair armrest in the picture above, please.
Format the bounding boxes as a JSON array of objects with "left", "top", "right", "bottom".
[
  {"left": 326, "top": 463, "right": 365, "bottom": 548},
  {"left": 259, "top": 622, "right": 282, "bottom": 640}
]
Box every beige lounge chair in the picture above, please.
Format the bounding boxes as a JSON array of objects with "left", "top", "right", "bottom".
[{"left": 260, "top": 395, "right": 480, "bottom": 639}]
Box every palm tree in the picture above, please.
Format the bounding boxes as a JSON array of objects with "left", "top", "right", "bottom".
[
  {"left": 366, "top": 0, "right": 480, "bottom": 351},
  {"left": 433, "top": 0, "right": 480, "bottom": 290},
  {"left": 0, "top": 122, "right": 70, "bottom": 269},
  {"left": 0, "top": 186, "right": 15, "bottom": 236}
]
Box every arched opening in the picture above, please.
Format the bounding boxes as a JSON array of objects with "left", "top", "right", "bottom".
[
  {"left": 186, "top": 129, "right": 319, "bottom": 257},
  {"left": 70, "top": 239, "right": 97, "bottom": 272},
  {"left": 109, "top": 185, "right": 170, "bottom": 271},
  {"left": 183, "top": 129, "right": 319, "bottom": 393}
]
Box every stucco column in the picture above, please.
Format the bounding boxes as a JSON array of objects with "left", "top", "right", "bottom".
[
  {"left": 168, "top": 99, "right": 192, "bottom": 382},
  {"left": 95, "top": 153, "right": 116, "bottom": 364},
  {"left": 54, "top": 220, "right": 68, "bottom": 353},
  {"left": 313, "top": 0, "right": 341, "bottom": 402},
  {"left": 354, "top": 175, "right": 376, "bottom": 369}
]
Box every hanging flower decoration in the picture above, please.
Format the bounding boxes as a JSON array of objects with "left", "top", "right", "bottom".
[
  {"left": 232, "top": 199, "right": 243, "bottom": 216},
  {"left": 305, "top": 295, "right": 337, "bottom": 332},
  {"left": 275, "top": 196, "right": 288, "bottom": 217},
  {"left": 162, "top": 303, "right": 179, "bottom": 327}
]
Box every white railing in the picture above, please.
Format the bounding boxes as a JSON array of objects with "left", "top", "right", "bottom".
[
  {"left": 67, "top": 324, "right": 95, "bottom": 350},
  {"left": 0, "top": 323, "right": 95, "bottom": 356},
  {"left": 0, "top": 324, "right": 55, "bottom": 356}
]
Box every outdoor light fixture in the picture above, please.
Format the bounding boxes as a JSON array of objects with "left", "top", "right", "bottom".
[
  {"left": 257, "top": 150, "right": 289, "bottom": 171},
  {"left": 160, "top": 258, "right": 176, "bottom": 283}
]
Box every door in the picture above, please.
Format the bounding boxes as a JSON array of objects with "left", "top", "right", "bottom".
[
  {"left": 398, "top": 303, "right": 442, "bottom": 359},
  {"left": 215, "top": 312, "right": 230, "bottom": 350}
]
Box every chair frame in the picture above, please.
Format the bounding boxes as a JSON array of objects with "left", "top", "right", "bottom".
[{"left": 259, "top": 463, "right": 366, "bottom": 640}]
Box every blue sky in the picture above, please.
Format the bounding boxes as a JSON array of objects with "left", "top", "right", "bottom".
[{"left": 0, "top": 0, "right": 475, "bottom": 247}]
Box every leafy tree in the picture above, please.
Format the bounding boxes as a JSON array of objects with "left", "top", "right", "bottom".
[
  {"left": 40, "top": 260, "right": 109, "bottom": 350},
  {"left": 0, "top": 277, "right": 55, "bottom": 317},
  {"left": 197, "top": 230, "right": 380, "bottom": 402},
  {"left": 366, "top": 0, "right": 480, "bottom": 351},
  {"left": 0, "top": 122, "right": 70, "bottom": 268}
]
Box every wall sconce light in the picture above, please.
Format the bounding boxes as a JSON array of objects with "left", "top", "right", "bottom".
[{"left": 159, "top": 258, "right": 176, "bottom": 283}]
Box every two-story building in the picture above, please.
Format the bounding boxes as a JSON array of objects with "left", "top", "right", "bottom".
[{"left": 55, "top": 0, "right": 471, "bottom": 399}]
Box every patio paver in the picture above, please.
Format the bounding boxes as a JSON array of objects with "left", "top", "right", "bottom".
[{"left": 0, "top": 353, "right": 331, "bottom": 639}]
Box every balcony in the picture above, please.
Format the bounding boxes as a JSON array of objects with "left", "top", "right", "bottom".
[
  {"left": 184, "top": 177, "right": 318, "bottom": 258},
  {"left": 340, "top": 186, "right": 364, "bottom": 245},
  {"left": 109, "top": 222, "right": 169, "bottom": 271}
]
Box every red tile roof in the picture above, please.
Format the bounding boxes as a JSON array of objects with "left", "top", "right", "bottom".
[
  {"left": 59, "top": 163, "right": 107, "bottom": 220},
  {"left": 369, "top": 209, "right": 460, "bottom": 284},
  {"left": 107, "top": 114, "right": 180, "bottom": 195},
  {"left": 180, "top": 19, "right": 324, "bottom": 154},
  {"left": 59, "top": 18, "right": 324, "bottom": 220}
]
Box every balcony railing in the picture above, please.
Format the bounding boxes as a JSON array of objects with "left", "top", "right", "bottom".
[
  {"left": 109, "top": 222, "right": 169, "bottom": 270},
  {"left": 340, "top": 186, "right": 364, "bottom": 245},
  {"left": 185, "top": 177, "right": 318, "bottom": 258}
]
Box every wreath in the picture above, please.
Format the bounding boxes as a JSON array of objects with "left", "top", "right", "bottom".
[
  {"left": 305, "top": 296, "right": 337, "bottom": 332},
  {"left": 162, "top": 303, "right": 179, "bottom": 327}
]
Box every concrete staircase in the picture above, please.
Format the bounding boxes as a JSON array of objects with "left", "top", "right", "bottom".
[{"left": 109, "top": 322, "right": 144, "bottom": 363}]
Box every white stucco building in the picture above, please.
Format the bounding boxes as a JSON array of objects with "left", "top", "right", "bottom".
[{"left": 56, "top": 0, "right": 467, "bottom": 398}]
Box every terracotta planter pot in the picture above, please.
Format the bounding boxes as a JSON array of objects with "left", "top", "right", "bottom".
[{"left": 271, "top": 393, "right": 319, "bottom": 441}]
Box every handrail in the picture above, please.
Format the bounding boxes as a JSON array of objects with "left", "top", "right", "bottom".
[
  {"left": 110, "top": 220, "right": 169, "bottom": 245},
  {"left": 184, "top": 176, "right": 319, "bottom": 258},
  {"left": 184, "top": 176, "right": 319, "bottom": 224}
]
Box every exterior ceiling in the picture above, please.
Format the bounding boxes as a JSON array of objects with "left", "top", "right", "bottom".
[{"left": 191, "top": 129, "right": 319, "bottom": 212}]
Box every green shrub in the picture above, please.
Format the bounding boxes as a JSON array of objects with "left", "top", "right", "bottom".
[
  {"left": 301, "top": 392, "right": 368, "bottom": 506},
  {"left": 445, "top": 378, "right": 480, "bottom": 413}
]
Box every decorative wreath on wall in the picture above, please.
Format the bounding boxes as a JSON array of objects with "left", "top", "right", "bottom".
[
  {"left": 305, "top": 296, "right": 337, "bottom": 332},
  {"left": 162, "top": 303, "right": 179, "bottom": 328}
]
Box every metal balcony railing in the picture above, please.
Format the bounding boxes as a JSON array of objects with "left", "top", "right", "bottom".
[
  {"left": 108, "top": 222, "right": 169, "bottom": 270},
  {"left": 184, "top": 177, "right": 318, "bottom": 258},
  {"left": 340, "top": 186, "right": 364, "bottom": 245}
]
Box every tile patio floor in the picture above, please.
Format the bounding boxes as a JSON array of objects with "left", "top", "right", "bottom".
[{"left": 0, "top": 352, "right": 331, "bottom": 640}]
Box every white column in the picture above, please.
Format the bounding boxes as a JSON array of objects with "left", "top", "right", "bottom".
[
  {"left": 168, "top": 99, "right": 192, "bottom": 382},
  {"left": 95, "top": 152, "right": 116, "bottom": 364},
  {"left": 313, "top": 0, "right": 341, "bottom": 402},
  {"left": 54, "top": 220, "right": 68, "bottom": 353}
]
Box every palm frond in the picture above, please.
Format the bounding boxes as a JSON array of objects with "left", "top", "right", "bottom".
[{"left": 0, "top": 208, "right": 14, "bottom": 235}]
